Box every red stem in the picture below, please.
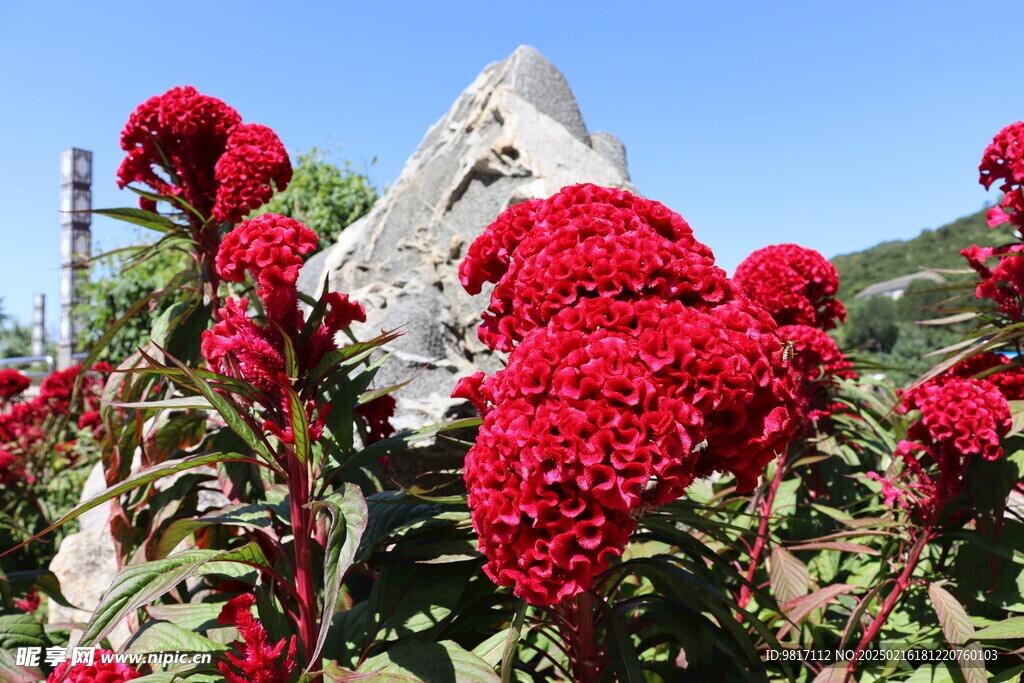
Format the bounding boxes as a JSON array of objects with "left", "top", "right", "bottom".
[
  {"left": 844, "top": 527, "right": 934, "bottom": 680},
  {"left": 737, "top": 453, "right": 788, "bottom": 612},
  {"left": 571, "top": 592, "right": 601, "bottom": 683},
  {"left": 287, "top": 452, "right": 322, "bottom": 680}
]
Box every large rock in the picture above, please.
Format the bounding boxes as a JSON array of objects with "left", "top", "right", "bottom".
[
  {"left": 48, "top": 462, "right": 131, "bottom": 648},
  {"left": 300, "top": 45, "right": 635, "bottom": 433}
]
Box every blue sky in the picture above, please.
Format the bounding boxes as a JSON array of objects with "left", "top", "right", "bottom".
[{"left": 1, "top": 1, "right": 1021, "bottom": 329}]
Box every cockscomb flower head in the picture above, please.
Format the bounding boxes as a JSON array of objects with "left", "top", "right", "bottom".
[
  {"left": 117, "top": 86, "right": 242, "bottom": 216},
  {"left": 355, "top": 394, "right": 397, "bottom": 445},
  {"left": 462, "top": 297, "right": 795, "bottom": 605},
  {"left": 217, "top": 594, "right": 297, "bottom": 683},
  {"left": 213, "top": 124, "right": 293, "bottom": 223},
  {"left": 734, "top": 244, "right": 846, "bottom": 330},
  {"left": 0, "top": 369, "right": 30, "bottom": 401},
  {"left": 460, "top": 184, "right": 729, "bottom": 351},
  {"left": 979, "top": 121, "right": 1024, "bottom": 229},
  {"left": 896, "top": 376, "right": 1011, "bottom": 520},
  {"left": 216, "top": 214, "right": 318, "bottom": 294},
  {"left": 962, "top": 243, "right": 1024, "bottom": 322},
  {"left": 46, "top": 649, "right": 142, "bottom": 683},
  {"left": 933, "top": 351, "right": 1024, "bottom": 401},
  {"left": 201, "top": 298, "right": 286, "bottom": 397},
  {"left": 456, "top": 187, "right": 798, "bottom": 605},
  {"left": 0, "top": 449, "right": 29, "bottom": 485}
]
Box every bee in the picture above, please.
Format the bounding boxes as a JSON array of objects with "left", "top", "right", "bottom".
[{"left": 781, "top": 340, "right": 797, "bottom": 365}]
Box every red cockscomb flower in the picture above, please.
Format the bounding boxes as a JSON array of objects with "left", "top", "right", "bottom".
[
  {"left": 46, "top": 649, "right": 141, "bottom": 683},
  {"left": 117, "top": 86, "right": 242, "bottom": 216},
  {"left": 979, "top": 121, "right": 1024, "bottom": 229},
  {"left": 217, "top": 594, "right": 297, "bottom": 683},
  {"left": 213, "top": 124, "right": 293, "bottom": 223},
  {"left": 455, "top": 185, "right": 797, "bottom": 605},
  {"left": 962, "top": 243, "right": 1024, "bottom": 322},
  {"left": 355, "top": 394, "right": 397, "bottom": 445},
  {"left": 933, "top": 351, "right": 1024, "bottom": 401},
  {"left": 734, "top": 243, "right": 846, "bottom": 330},
  {"left": 117, "top": 87, "right": 291, "bottom": 224},
  {"left": 896, "top": 377, "right": 1011, "bottom": 520},
  {"left": 0, "top": 369, "right": 30, "bottom": 400}
]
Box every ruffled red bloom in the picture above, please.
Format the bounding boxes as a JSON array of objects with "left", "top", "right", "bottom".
[
  {"left": 46, "top": 649, "right": 141, "bottom": 683},
  {"left": 932, "top": 351, "right": 1024, "bottom": 401},
  {"left": 776, "top": 324, "right": 855, "bottom": 427},
  {"left": 117, "top": 86, "right": 291, "bottom": 224},
  {"left": 217, "top": 214, "right": 318, "bottom": 292},
  {"left": 462, "top": 298, "right": 795, "bottom": 605},
  {"left": 204, "top": 219, "right": 370, "bottom": 449},
  {"left": 962, "top": 243, "right": 1024, "bottom": 321},
  {"left": 0, "top": 369, "right": 30, "bottom": 400},
  {"left": 979, "top": 121, "right": 1024, "bottom": 229},
  {"left": 456, "top": 185, "right": 798, "bottom": 605},
  {"left": 202, "top": 298, "right": 286, "bottom": 397},
  {"left": 734, "top": 244, "right": 846, "bottom": 330},
  {"left": 896, "top": 377, "right": 1011, "bottom": 520},
  {"left": 459, "top": 184, "right": 726, "bottom": 352},
  {"left": 213, "top": 124, "right": 293, "bottom": 223},
  {"left": 117, "top": 86, "right": 242, "bottom": 217},
  {"left": 217, "top": 594, "right": 297, "bottom": 683}
]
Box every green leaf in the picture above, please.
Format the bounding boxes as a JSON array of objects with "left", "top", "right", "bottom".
[
  {"left": 929, "top": 582, "right": 974, "bottom": 646},
  {"left": 0, "top": 613, "right": 47, "bottom": 649},
  {"left": 80, "top": 542, "right": 269, "bottom": 646},
  {"left": 6, "top": 570, "right": 78, "bottom": 609},
  {"left": 928, "top": 582, "right": 986, "bottom": 683},
  {"left": 355, "top": 640, "right": 499, "bottom": 682},
  {"left": 126, "top": 184, "right": 205, "bottom": 221},
  {"left": 107, "top": 395, "right": 214, "bottom": 410},
  {"left": 352, "top": 418, "right": 482, "bottom": 466},
  {"left": 155, "top": 504, "right": 276, "bottom": 559},
  {"left": 769, "top": 546, "right": 809, "bottom": 605},
  {"left": 594, "top": 594, "right": 644, "bottom": 683},
  {"left": 150, "top": 301, "right": 193, "bottom": 348},
  {"left": 125, "top": 619, "right": 227, "bottom": 654},
  {"left": 785, "top": 542, "right": 878, "bottom": 555},
  {"left": 146, "top": 601, "right": 229, "bottom": 631},
  {"left": 306, "top": 484, "right": 369, "bottom": 673},
  {"left": 0, "top": 451, "right": 259, "bottom": 559},
  {"left": 499, "top": 601, "right": 526, "bottom": 683},
  {"left": 777, "top": 584, "right": 859, "bottom": 640},
  {"left": 972, "top": 616, "right": 1024, "bottom": 640},
  {"left": 282, "top": 386, "right": 311, "bottom": 464},
  {"left": 471, "top": 626, "right": 517, "bottom": 668},
  {"left": 159, "top": 347, "right": 278, "bottom": 465},
  {"left": 85, "top": 207, "right": 178, "bottom": 232},
  {"left": 0, "top": 649, "right": 42, "bottom": 683}
]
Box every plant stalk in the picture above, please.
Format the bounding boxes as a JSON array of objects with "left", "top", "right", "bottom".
[{"left": 844, "top": 526, "right": 933, "bottom": 680}]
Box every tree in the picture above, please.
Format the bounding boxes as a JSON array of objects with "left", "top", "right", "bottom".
[{"left": 0, "top": 298, "right": 31, "bottom": 359}]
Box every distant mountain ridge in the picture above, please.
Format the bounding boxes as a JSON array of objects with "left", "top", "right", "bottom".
[{"left": 830, "top": 209, "right": 1012, "bottom": 298}]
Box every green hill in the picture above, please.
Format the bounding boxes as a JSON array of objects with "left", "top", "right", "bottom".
[
  {"left": 831, "top": 209, "right": 1011, "bottom": 299},
  {"left": 830, "top": 208, "right": 1017, "bottom": 385}
]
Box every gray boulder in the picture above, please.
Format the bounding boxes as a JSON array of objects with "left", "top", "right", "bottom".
[{"left": 300, "top": 45, "right": 635, "bottom": 434}]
